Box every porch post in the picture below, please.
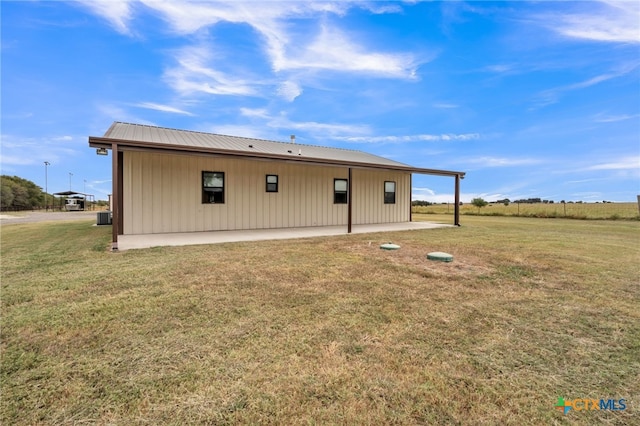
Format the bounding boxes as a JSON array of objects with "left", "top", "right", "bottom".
[
  {"left": 117, "top": 151, "right": 124, "bottom": 236},
  {"left": 454, "top": 173, "right": 461, "bottom": 226},
  {"left": 111, "top": 143, "right": 119, "bottom": 250},
  {"left": 348, "top": 167, "right": 352, "bottom": 233},
  {"left": 409, "top": 174, "right": 412, "bottom": 222}
]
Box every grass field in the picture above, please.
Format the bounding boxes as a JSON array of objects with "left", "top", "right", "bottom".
[
  {"left": 1, "top": 217, "right": 639, "bottom": 424},
  {"left": 414, "top": 201, "right": 640, "bottom": 220}
]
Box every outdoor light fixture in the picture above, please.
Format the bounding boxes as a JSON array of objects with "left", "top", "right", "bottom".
[{"left": 96, "top": 148, "right": 108, "bottom": 155}]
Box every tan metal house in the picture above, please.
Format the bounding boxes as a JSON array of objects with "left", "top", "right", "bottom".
[{"left": 89, "top": 122, "right": 465, "bottom": 250}]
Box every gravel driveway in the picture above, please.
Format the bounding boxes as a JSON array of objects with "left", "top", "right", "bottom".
[{"left": 0, "top": 211, "right": 102, "bottom": 224}]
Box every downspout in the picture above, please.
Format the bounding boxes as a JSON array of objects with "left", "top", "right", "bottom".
[
  {"left": 348, "top": 167, "right": 352, "bottom": 233},
  {"left": 454, "top": 174, "right": 461, "bottom": 226},
  {"left": 111, "top": 143, "right": 119, "bottom": 250}
]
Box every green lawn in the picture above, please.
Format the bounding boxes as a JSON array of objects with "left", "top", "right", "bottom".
[{"left": 1, "top": 217, "right": 639, "bottom": 424}]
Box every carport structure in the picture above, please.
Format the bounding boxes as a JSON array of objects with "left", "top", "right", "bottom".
[{"left": 52, "top": 191, "right": 95, "bottom": 211}]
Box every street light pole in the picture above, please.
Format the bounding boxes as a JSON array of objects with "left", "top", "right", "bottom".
[
  {"left": 69, "top": 172, "right": 73, "bottom": 191},
  {"left": 44, "top": 161, "right": 50, "bottom": 211}
]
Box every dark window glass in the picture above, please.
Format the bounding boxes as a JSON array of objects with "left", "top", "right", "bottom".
[
  {"left": 266, "top": 175, "right": 278, "bottom": 192},
  {"left": 384, "top": 181, "right": 396, "bottom": 204},
  {"left": 334, "top": 179, "right": 348, "bottom": 204},
  {"left": 202, "top": 171, "right": 225, "bottom": 203}
]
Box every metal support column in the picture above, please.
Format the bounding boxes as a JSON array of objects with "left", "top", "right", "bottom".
[
  {"left": 409, "top": 174, "right": 412, "bottom": 222},
  {"left": 454, "top": 174, "right": 461, "bottom": 226},
  {"left": 347, "top": 167, "right": 352, "bottom": 233},
  {"left": 111, "top": 143, "right": 119, "bottom": 250}
]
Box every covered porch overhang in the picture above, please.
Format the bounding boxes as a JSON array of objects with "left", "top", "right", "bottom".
[{"left": 89, "top": 138, "right": 466, "bottom": 251}]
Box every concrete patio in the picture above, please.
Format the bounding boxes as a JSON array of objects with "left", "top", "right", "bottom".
[{"left": 116, "top": 221, "right": 452, "bottom": 251}]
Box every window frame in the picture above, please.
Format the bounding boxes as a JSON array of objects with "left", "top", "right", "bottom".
[
  {"left": 334, "top": 178, "right": 348, "bottom": 204},
  {"left": 384, "top": 180, "right": 396, "bottom": 204},
  {"left": 202, "top": 171, "right": 225, "bottom": 204},
  {"left": 266, "top": 174, "right": 279, "bottom": 193}
]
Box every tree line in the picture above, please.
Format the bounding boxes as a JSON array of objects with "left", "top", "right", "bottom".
[{"left": 1, "top": 175, "right": 45, "bottom": 211}]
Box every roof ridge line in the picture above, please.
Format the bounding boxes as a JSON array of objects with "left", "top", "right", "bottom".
[{"left": 110, "top": 121, "right": 376, "bottom": 155}]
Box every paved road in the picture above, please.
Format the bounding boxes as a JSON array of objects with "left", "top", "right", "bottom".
[{"left": 0, "top": 211, "right": 102, "bottom": 224}]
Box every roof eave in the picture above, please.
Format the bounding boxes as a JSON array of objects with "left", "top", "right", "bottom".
[{"left": 89, "top": 136, "right": 465, "bottom": 178}]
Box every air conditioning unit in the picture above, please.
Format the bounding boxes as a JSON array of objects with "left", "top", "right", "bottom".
[{"left": 97, "top": 211, "right": 112, "bottom": 225}]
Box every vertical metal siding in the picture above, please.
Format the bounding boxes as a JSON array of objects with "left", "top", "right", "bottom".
[
  {"left": 352, "top": 169, "right": 410, "bottom": 224},
  {"left": 122, "top": 151, "right": 406, "bottom": 234}
]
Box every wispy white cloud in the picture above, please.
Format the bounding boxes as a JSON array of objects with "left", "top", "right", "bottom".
[
  {"left": 276, "top": 24, "right": 418, "bottom": 78},
  {"left": 96, "top": 104, "right": 157, "bottom": 127},
  {"left": 136, "top": 0, "right": 410, "bottom": 76},
  {"left": 593, "top": 113, "right": 640, "bottom": 123},
  {"left": 586, "top": 157, "right": 640, "bottom": 171},
  {"left": 277, "top": 81, "right": 302, "bottom": 102},
  {"left": 534, "top": 61, "right": 640, "bottom": 107},
  {"left": 0, "top": 134, "right": 80, "bottom": 167},
  {"left": 164, "top": 45, "right": 258, "bottom": 97},
  {"left": 464, "top": 156, "right": 542, "bottom": 167},
  {"left": 484, "top": 64, "right": 514, "bottom": 73},
  {"left": 239, "top": 108, "right": 271, "bottom": 119},
  {"left": 233, "top": 108, "right": 370, "bottom": 139},
  {"left": 76, "top": 0, "right": 135, "bottom": 35},
  {"left": 433, "top": 102, "right": 459, "bottom": 109},
  {"left": 565, "top": 178, "right": 607, "bottom": 184},
  {"left": 275, "top": 117, "right": 369, "bottom": 136},
  {"left": 546, "top": 1, "right": 640, "bottom": 44},
  {"left": 82, "top": 0, "right": 422, "bottom": 103},
  {"left": 333, "top": 133, "right": 480, "bottom": 143},
  {"left": 133, "top": 102, "right": 195, "bottom": 116}
]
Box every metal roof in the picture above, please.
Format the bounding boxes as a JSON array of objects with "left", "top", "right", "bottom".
[
  {"left": 89, "top": 122, "right": 465, "bottom": 177},
  {"left": 53, "top": 191, "right": 91, "bottom": 197}
]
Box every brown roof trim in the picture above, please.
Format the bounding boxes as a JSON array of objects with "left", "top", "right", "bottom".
[{"left": 89, "top": 136, "right": 466, "bottom": 178}]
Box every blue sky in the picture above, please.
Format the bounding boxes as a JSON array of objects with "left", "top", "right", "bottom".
[{"left": 2, "top": 0, "right": 639, "bottom": 202}]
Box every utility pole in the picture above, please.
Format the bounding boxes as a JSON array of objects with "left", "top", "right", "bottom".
[
  {"left": 44, "top": 161, "right": 50, "bottom": 211},
  {"left": 69, "top": 172, "right": 73, "bottom": 191}
]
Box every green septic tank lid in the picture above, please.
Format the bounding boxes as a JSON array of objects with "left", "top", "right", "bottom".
[
  {"left": 380, "top": 243, "right": 401, "bottom": 250},
  {"left": 427, "top": 251, "right": 453, "bottom": 262}
]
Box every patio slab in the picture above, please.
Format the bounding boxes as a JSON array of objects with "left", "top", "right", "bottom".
[{"left": 116, "top": 221, "right": 452, "bottom": 251}]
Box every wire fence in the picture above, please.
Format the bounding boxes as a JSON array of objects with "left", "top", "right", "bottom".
[{"left": 413, "top": 202, "right": 640, "bottom": 220}]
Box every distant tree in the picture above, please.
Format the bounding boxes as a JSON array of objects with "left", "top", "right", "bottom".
[
  {"left": 471, "top": 197, "right": 488, "bottom": 212},
  {"left": 1, "top": 179, "right": 16, "bottom": 210},
  {"left": 514, "top": 197, "right": 542, "bottom": 204},
  {"left": 0, "top": 175, "right": 44, "bottom": 210}
]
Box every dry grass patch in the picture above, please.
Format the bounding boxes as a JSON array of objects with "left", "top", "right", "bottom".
[
  {"left": 1, "top": 217, "right": 639, "bottom": 424},
  {"left": 414, "top": 201, "right": 640, "bottom": 220}
]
